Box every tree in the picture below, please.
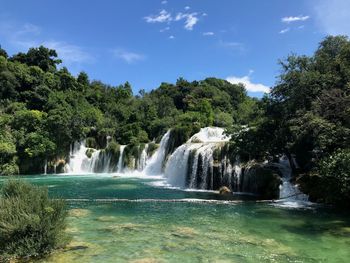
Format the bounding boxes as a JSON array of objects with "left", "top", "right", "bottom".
[
  {"left": 0, "top": 45, "right": 8, "bottom": 58},
  {"left": 10, "top": 46, "right": 62, "bottom": 72}
]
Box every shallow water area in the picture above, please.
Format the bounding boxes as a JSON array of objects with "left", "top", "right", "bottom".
[{"left": 1, "top": 174, "right": 350, "bottom": 263}]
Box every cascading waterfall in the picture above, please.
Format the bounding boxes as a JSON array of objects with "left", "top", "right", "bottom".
[
  {"left": 44, "top": 159, "right": 47, "bottom": 175},
  {"left": 277, "top": 156, "right": 309, "bottom": 201},
  {"left": 66, "top": 141, "right": 94, "bottom": 174},
  {"left": 117, "top": 145, "right": 126, "bottom": 173},
  {"left": 165, "top": 127, "right": 230, "bottom": 189},
  {"left": 62, "top": 127, "right": 309, "bottom": 202},
  {"left": 144, "top": 130, "right": 171, "bottom": 175},
  {"left": 138, "top": 144, "right": 148, "bottom": 171}
]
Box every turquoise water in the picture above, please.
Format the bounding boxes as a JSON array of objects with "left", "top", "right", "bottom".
[{"left": 1, "top": 174, "right": 350, "bottom": 263}]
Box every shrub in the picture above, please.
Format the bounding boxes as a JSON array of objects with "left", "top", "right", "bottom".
[
  {"left": 318, "top": 149, "right": 350, "bottom": 205},
  {"left": 0, "top": 180, "right": 68, "bottom": 260}
]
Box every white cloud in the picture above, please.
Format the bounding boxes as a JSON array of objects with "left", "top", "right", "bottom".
[
  {"left": 203, "top": 31, "right": 214, "bottom": 36},
  {"left": 226, "top": 75, "right": 270, "bottom": 93},
  {"left": 144, "top": 10, "right": 172, "bottom": 23},
  {"left": 161, "top": 0, "right": 167, "bottom": 4},
  {"left": 184, "top": 6, "right": 190, "bottom": 10},
  {"left": 282, "top": 15, "right": 310, "bottom": 23},
  {"left": 112, "top": 49, "right": 145, "bottom": 64},
  {"left": 42, "top": 41, "right": 93, "bottom": 64},
  {"left": 160, "top": 26, "right": 170, "bottom": 32},
  {"left": 313, "top": 0, "right": 350, "bottom": 36},
  {"left": 202, "top": 13, "right": 208, "bottom": 17},
  {"left": 175, "top": 12, "right": 199, "bottom": 30},
  {"left": 279, "top": 28, "right": 290, "bottom": 34},
  {"left": 169, "top": 35, "right": 175, "bottom": 39}
]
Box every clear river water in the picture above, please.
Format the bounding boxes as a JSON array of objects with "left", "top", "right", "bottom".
[{"left": 1, "top": 174, "right": 350, "bottom": 263}]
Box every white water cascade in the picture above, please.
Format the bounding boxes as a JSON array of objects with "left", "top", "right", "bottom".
[
  {"left": 66, "top": 141, "right": 100, "bottom": 174},
  {"left": 117, "top": 145, "right": 126, "bottom": 173},
  {"left": 61, "top": 127, "right": 310, "bottom": 204},
  {"left": 277, "top": 155, "right": 309, "bottom": 203},
  {"left": 144, "top": 130, "right": 171, "bottom": 175},
  {"left": 138, "top": 144, "right": 149, "bottom": 171},
  {"left": 165, "top": 127, "right": 230, "bottom": 188}
]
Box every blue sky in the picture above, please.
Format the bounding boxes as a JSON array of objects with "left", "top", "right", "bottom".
[{"left": 1, "top": 0, "right": 349, "bottom": 97}]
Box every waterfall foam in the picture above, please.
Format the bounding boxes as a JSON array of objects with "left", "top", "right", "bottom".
[
  {"left": 274, "top": 156, "right": 309, "bottom": 207},
  {"left": 117, "top": 145, "right": 126, "bottom": 173},
  {"left": 67, "top": 141, "right": 92, "bottom": 174},
  {"left": 138, "top": 144, "right": 148, "bottom": 171},
  {"left": 144, "top": 130, "right": 171, "bottom": 175},
  {"left": 165, "top": 127, "right": 229, "bottom": 189},
  {"left": 189, "top": 127, "right": 230, "bottom": 143}
]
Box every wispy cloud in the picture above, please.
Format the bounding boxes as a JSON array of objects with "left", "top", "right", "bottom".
[
  {"left": 161, "top": 0, "right": 167, "bottom": 4},
  {"left": 203, "top": 31, "right": 214, "bottom": 36},
  {"left": 144, "top": 10, "right": 172, "bottom": 23},
  {"left": 42, "top": 41, "right": 93, "bottom": 64},
  {"left": 112, "top": 49, "right": 145, "bottom": 64},
  {"left": 313, "top": 0, "right": 350, "bottom": 36},
  {"left": 226, "top": 75, "right": 270, "bottom": 93},
  {"left": 160, "top": 26, "right": 170, "bottom": 32},
  {"left": 169, "top": 35, "right": 175, "bottom": 39},
  {"left": 0, "top": 20, "right": 92, "bottom": 64},
  {"left": 184, "top": 6, "right": 191, "bottom": 10},
  {"left": 279, "top": 28, "right": 290, "bottom": 34},
  {"left": 219, "top": 41, "right": 245, "bottom": 52},
  {"left": 282, "top": 15, "right": 310, "bottom": 23},
  {"left": 175, "top": 12, "right": 199, "bottom": 30}
]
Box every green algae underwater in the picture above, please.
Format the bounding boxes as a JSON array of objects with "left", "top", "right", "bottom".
[{"left": 1, "top": 174, "right": 350, "bottom": 263}]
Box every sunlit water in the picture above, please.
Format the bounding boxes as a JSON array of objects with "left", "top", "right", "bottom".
[{"left": 1, "top": 174, "right": 350, "bottom": 263}]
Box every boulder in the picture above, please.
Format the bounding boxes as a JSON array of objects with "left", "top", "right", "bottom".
[{"left": 219, "top": 186, "right": 231, "bottom": 195}]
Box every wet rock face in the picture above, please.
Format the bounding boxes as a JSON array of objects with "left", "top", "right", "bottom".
[{"left": 241, "top": 164, "right": 282, "bottom": 200}]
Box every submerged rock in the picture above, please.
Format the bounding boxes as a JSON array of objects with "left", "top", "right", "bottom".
[
  {"left": 96, "top": 216, "right": 117, "bottom": 222},
  {"left": 68, "top": 209, "right": 91, "bottom": 217},
  {"left": 129, "top": 258, "right": 164, "bottom": 263},
  {"left": 219, "top": 186, "right": 231, "bottom": 195},
  {"left": 171, "top": 226, "right": 198, "bottom": 238},
  {"left": 102, "top": 223, "right": 145, "bottom": 233}
]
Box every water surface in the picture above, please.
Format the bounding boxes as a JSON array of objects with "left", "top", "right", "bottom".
[{"left": 1, "top": 174, "right": 349, "bottom": 263}]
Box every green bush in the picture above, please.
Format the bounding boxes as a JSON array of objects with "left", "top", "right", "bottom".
[
  {"left": 0, "top": 162, "right": 19, "bottom": 176},
  {"left": 318, "top": 149, "right": 350, "bottom": 205},
  {"left": 0, "top": 180, "right": 68, "bottom": 260}
]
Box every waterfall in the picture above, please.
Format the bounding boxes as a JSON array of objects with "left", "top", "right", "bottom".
[
  {"left": 66, "top": 141, "right": 102, "bottom": 174},
  {"left": 144, "top": 130, "right": 171, "bottom": 175},
  {"left": 44, "top": 159, "right": 47, "bottom": 175},
  {"left": 67, "top": 141, "right": 89, "bottom": 174},
  {"left": 277, "top": 156, "right": 309, "bottom": 201},
  {"left": 165, "top": 127, "right": 230, "bottom": 189},
  {"left": 165, "top": 144, "right": 200, "bottom": 187},
  {"left": 138, "top": 144, "right": 148, "bottom": 171},
  {"left": 117, "top": 145, "right": 126, "bottom": 173}
]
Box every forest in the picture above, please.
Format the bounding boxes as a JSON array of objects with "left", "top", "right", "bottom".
[{"left": 0, "top": 35, "right": 350, "bottom": 206}]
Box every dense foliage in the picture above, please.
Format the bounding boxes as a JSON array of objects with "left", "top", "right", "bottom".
[
  {"left": 0, "top": 45, "right": 255, "bottom": 174},
  {"left": 233, "top": 36, "right": 350, "bottom": 205},
  {"left": 0, "top": 180, "right": 67, "bottom": 260}
]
